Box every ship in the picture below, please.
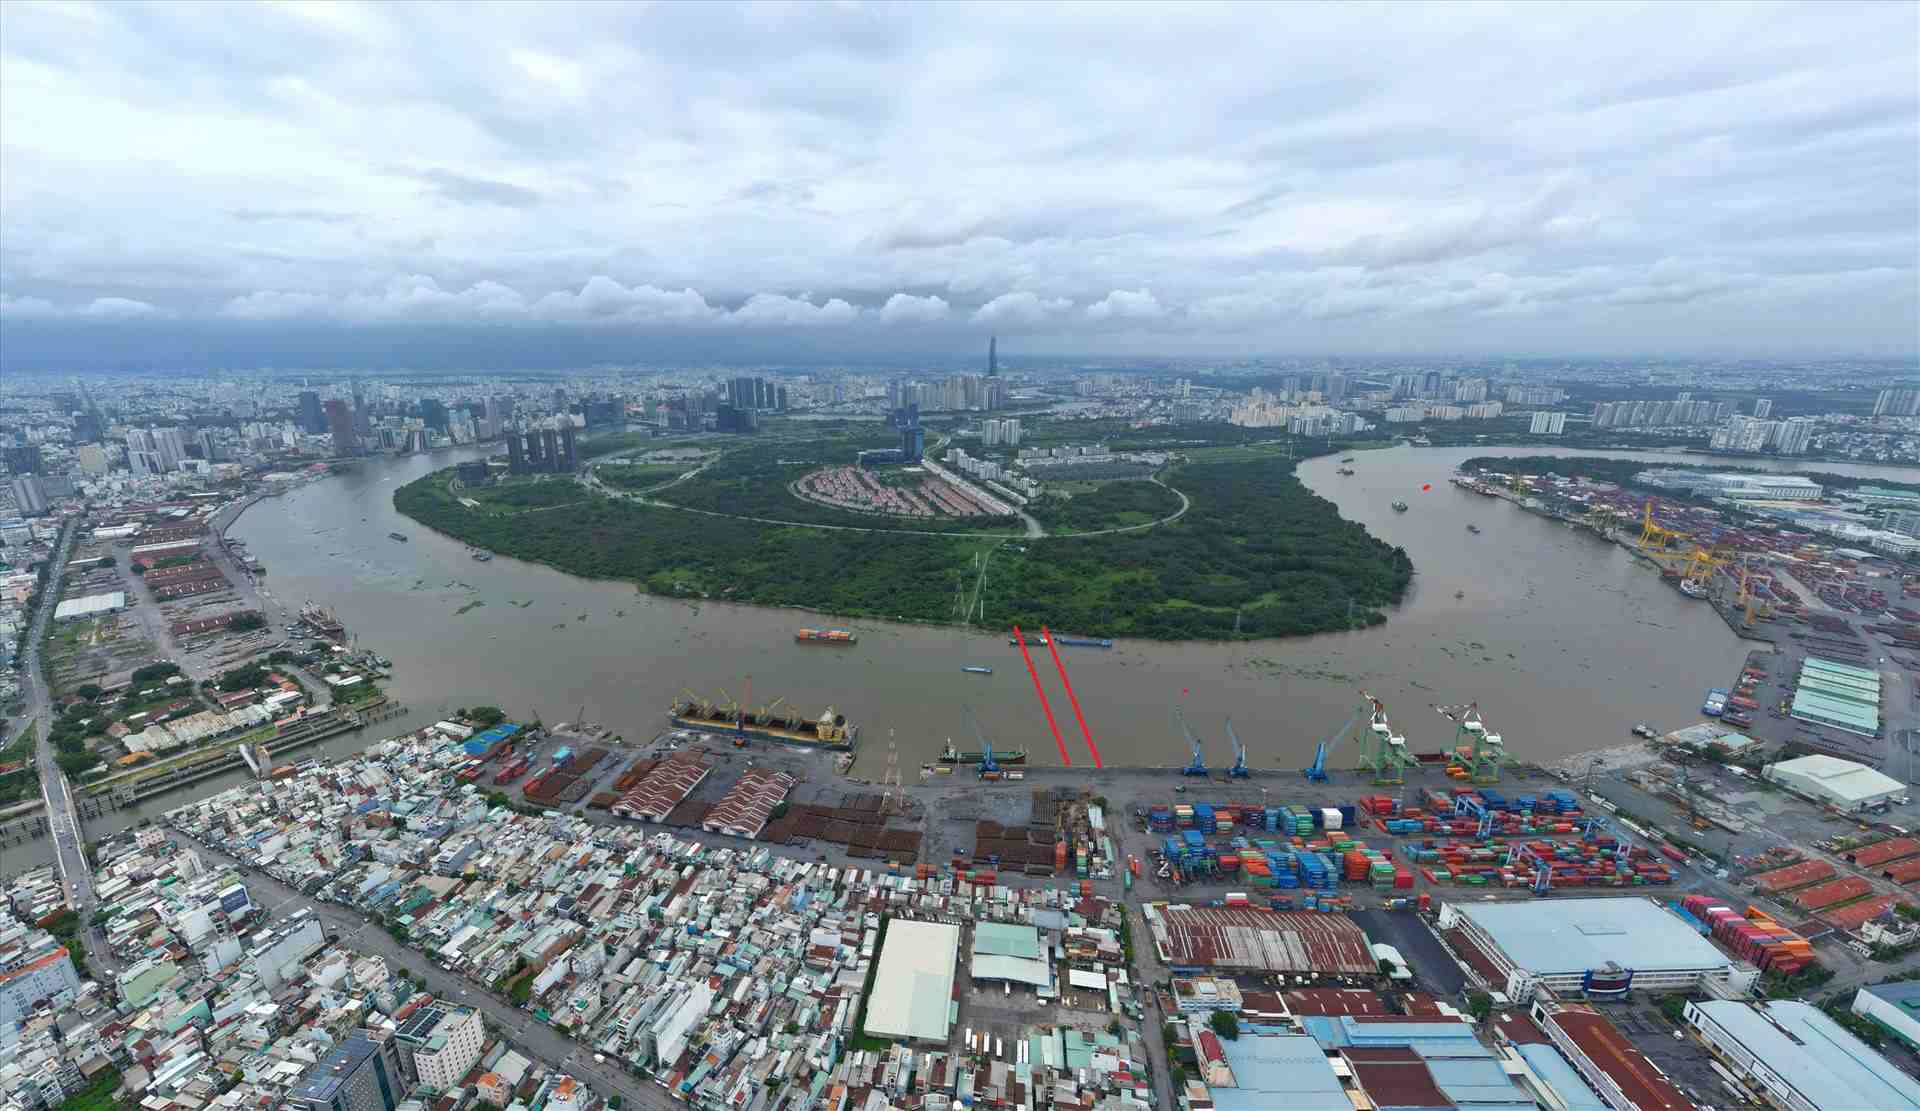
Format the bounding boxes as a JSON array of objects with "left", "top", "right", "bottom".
[
  {"left": 938, "top": 740, "right": 1028, "bottom": 765},
  {"left": 1008, "top": 633, "right": 1112, "bottom": 649},
  {"left": 389, "top": 532, "right": 409, "bottom": 542},
  {"left": 1340, "top": 456, "right": 1355, "bottom": 463},
  {"left": 1337, "top": 467, "right": 1356, "bottom": 476},
  {"left": 472, "top": 551, "right": 493, "bottom": 561},
  {"left": 796, "top": 628, "right": 858, "bottom": 645},
  {"left": 1678, "top": 579, "right": 1708, "bottom": 599},
  {"left": 1466, "top": 524, "right": 1481, "bottom": 534},
  {"left": 298, "top": 602, "right": 346, "bottom": 642},
  {"left": 1702, "top": 688, "right": 1729, "bottom": 716},
  {"left": 962, "top": 665, "right": 993, "bottom": 675},
  {"left": 668, "top": 694, "right": 858, "bottom": 750},
  {"left": 1391, "top": 500, "right": 1409, "bottom": 512}
]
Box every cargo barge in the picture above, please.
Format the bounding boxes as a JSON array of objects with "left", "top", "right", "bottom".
[
  {"left": 938, "top": 740, "right": 1028, "bottom": 765},
  {"left": 1008, "top": 633, "right": 1112, "bottom": 649},
  {"left": 1702, "top": 688, "right": 1729, "bottom": 716},
  {"left": 796, "top": 628, "right": 857, "bottom": 645},
  {"left": 668, "top": 696, "right": 857, "bottom": 750},
  {"left": 297, "top": 602, "right": 347, "bottom": 642}
]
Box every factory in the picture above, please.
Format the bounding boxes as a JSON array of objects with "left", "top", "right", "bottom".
[
  {"left": 1683, "top": 999, "right": 1920, "bottom": 1110},
  {"left": 1438, "top": 897, "right": 1742, "bottom": 1000},
  {"left": 863, "top": 920, "right": 959, "bottom": 1044},
  {"left": 1763, "top": 754, "right": 1906, "bottom": 812}
]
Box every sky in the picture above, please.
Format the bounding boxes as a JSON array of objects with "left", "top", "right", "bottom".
[{"left": 1, "top": 0, "right": 1916, "bottom": 370}]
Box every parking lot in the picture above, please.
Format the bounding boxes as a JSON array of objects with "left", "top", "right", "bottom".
[{"left": 1599, "top": 999, "right": 1759, "bottom": 1109}]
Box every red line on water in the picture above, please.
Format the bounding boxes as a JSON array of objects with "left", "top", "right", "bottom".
[
  {"left": 1042, "top": 625, "right": 1103, "bottom": 769},
  {"left": 1013, "top": 624, "right": 1071, "bottom": 766}
]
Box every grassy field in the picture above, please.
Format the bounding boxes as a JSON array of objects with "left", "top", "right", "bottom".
[{"left": 594, "top": 463, "right": 696, "bottom": 490}]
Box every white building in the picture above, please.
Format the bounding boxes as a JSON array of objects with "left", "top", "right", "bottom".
[
  {"left": 1852, "top": 982, "right": 1920, "bottom": 1051},
  {"left": 1764, "top": 754, "right": 1904, "bottom": 811},
  {"left": 864, "top": 920, "right": 959, "bottom": 1043},
  {"left": 1438, "top": 897, "right": 1739, "bottom": 1000},
  {"left": 1529, "top": 411, "right": 1567, "bottom": 435},
  {"left": 0, "top": 945, "right": 82, "bottom": 1028},
  {"left": 244, "top": 909, "right": 326, "bottom": 990},
  {"left": 1685, "top": 999, "right": 1920, "bottom": 1111},
  {"left": 397, "top": 1003, "right": 485, "bottom": 1091}
]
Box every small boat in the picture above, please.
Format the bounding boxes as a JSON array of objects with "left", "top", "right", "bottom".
[
  {"left": 471, "top": 552, "right": 493, "bottom": 561},
  {"left": 962, "top": 666, "right": 993, "bottom": 675},
  {"left": 1337, "top": 467, "right": 1356, "bottom": 476},
  {"left": 1453, "top": 590, "right": 1465, "bottom": 599},
  {"left": 1391, "top": 500, "right": 1409, "bottom": 512},
  {"left": 796, "top": 628, "right": 857, "bottom": 645},
  {"left": 388, "top": 532, "right": 409, "bottom": 542},
  {"left": 1631, "top": 722, "right": 1657, "bottom": 739},
  {"left": 1340, "top": 457, "right": 1355, "bottom": 463},
  {"left": 1678, "top": 579, "right": 1707, "bottom": 599},
  {"left": 1466, "top": 524, "right": 1480, "bottom": 534}
]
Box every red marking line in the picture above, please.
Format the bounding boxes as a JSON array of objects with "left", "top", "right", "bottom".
[
  {"left": 1013, "top": 624, "right": 1071, "bottom": 766},
  {"left": 1042, "top": 625, "right": 1102, "bottom": 768}
]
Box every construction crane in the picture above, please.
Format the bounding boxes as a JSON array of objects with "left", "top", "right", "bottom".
[
  {"left": 1435, "top": 702, "right": 1509, "bottom": 785},
  {"left": 964, "top": 705, "right": 1000, "bottom": 777},
  {"left": 1305, "top": 708, "right": 1360, "bottom": 784},
  {"left": 1352, "top": 693, "right": 1414, "bottom": 785},
  {"left": 1175, "top": 705, "right": 1207, "bottom": 777},
  {"left": 1225, "top": 719, "right": 1249, "bottom": 779}
]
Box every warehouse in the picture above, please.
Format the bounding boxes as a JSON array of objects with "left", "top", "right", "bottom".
[
  {"left": 1789, "top": 656, "right": 1881, "bottom": 737},
  {"left": 700, "top": 767, "right": 795, "bottom": 838},
  {"left": 1438, "top": 897, "right": 1735, "bottom": 1000},
  {"left": 863, "top": 920, "right": 958, "bottom": 1044},
  {"left": 1684, "top": 999, "right": 1920, "bottom": 1110},
  {"left": 52, "top": 591, "right": 125, "bottom": 621},
  {"left": 968, "top": 921, "right": 1050, "bottom": 989},
  {"left": 610, "top": 750, "right": 711, "bottom": 822},
  {"left": 1851, "top": 982, "right": 1920, "bottom": 1051},
  {"left": 1147, "top": 904, "right": 1375, "bottom": 974},
  {"left": 1764, "top": 754, "right": 1905, "bottom": 812}
]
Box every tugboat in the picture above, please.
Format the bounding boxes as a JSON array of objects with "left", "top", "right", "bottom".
[
  {"left": 388, "top": 532, "right": 409, "bottom": 542},
  {"left": 1466, "top": 524, "right": 1480, "bottom": 534},
  {"left": 1391, "top": 500, "right": 1409, "bottom": 512},
  {"left": 962, "top": 666, "right": 993, "bottom": 675}
]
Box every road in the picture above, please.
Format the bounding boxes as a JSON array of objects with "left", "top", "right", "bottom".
[
  {"left": 21, "top": 518, "right": 117, "bottom": 974},
  {"left": 188, "top": 838, "right": 685, "bottom": 1111}
]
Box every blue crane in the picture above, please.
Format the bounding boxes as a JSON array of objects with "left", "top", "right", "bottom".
[
  {"left": 1175, "top": 705, "right": 1207, "bottom": 777},
  {"left": 1226, "top": 719, "right": 1250, "bottom": 778},
  {"left": 964, "top": 705, "right": 1000, "bottom": 777},
  {"left": 1305, "top": 708, "right": 1360, "bottom": 784}
]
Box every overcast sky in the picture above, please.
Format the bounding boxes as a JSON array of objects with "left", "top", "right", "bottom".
[{"left": 2, "top": 1, "right": 1915, "bottom": 369}]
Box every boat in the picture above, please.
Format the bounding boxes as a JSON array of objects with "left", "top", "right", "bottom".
[
  {"left": 1391, "top": 500, "right": 1409, "bottom": 512},
  {"left": 1702, "top": 688, "right": 1729, "bottom": 716},
  {"left": 472, "top": 552, "right": 493, "bottom": 562},
  {"left": 1336, "top": 467, "right": 1355, "bottom": 476},
  {"left": 1453, "top": 590, "right": 1465, "bottom": 599},
  {"left": 1008, "top": 633, "right": 1111, "bottom": 649},
  {"left": 1678, "top": 579, "right": 1708, "bottom": 599},
  {"left": 1466, "top": 524, "right": 1480, "bottom": 534},
  {"left": 389, "top": 532, "right": 409, "bottom": 542},
  {"left": 938, "top": 740, "right": 1028, "bottom": 765},
  {"left": 298, "top": 602, "right": 346, "bottom": 642},
  {"left": 1631, "top": 722, "right": 1657, "bottom": 739},
  {"left": 796, "top": 628, "right": 857, "bottom": 644},
  {"left": 668, "top": 695, "right": 857, "bottom": 750},
  {"left": 962, "top": 666, "right": 993, "bottom": 675},
  {"left": 1340, "top": 456, "right": 1355, "bottom": 463}
]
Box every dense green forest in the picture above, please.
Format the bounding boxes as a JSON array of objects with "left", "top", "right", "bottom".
[
  {"left": 1025, "top": 480, "right": 1184, "bottom": 534},
  {"left": 395, "top": 451, "right": 1411, "bottom": 639}
]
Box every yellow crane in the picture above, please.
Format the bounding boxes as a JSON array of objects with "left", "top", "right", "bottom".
[
  {"left": 1636, "top": 500, "right": 1689, "bottom": 564},
  {"left": 1682, "top": 544, "right": 1732, "bottom": 588}
]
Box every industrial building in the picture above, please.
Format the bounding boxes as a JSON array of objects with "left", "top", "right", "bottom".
[
  {"left": 699, "top": 767, "right": 795, "bottom": 838},
  {"left": 1532, "top": 1001, "right": 1692, "bottom": 1111},
  {"left": 1787, "top": 656, "right": 1882, "bottom": 738},
  {"left": 1146, "top": 905, "right": 1376, "bottom": 975},
  {"left": 1764, "top": 754, "right": 1905, "bottom": 812},
  {"left": 1684, "top": 999, "right": 1920, "bottom": 1111},
  {"left": 51, "top": 591, "right": 125, "bottom": 621},
  {"left": 1852, "top": 981, "right": 1920, "bottom": 1051},
  {"left": 1439, "top": 897, "right": 1738, "bottom": 999},
  {"left": 1203, "top": 1032, "right": 1348, "bottom": 1111},
  {"left": 968, "top": 922, "right": 1050, "bottom": 990},
  {"left": 863, "top": 920, "right": 959, "bottom": 1043}
]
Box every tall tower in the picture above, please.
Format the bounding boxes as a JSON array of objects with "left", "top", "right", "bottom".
[{"left": 987, "top": 336, "right": 998, "bottom": 377}]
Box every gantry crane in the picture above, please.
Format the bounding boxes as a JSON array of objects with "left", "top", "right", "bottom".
[
  {"left": 1636, "top": 499, "right": 1688, "bottom": 558},
  {"left": 1225, "top": 719, "right": 1250, "bottom": 779},
  {"left": 1352, "top": 693, "right": 1414, "bottom": 785},
  {"left": 1305, "top": 707, "right": 1360, "bottom": 784},
  {"left": 1435, "top": 702, "right": 1510, "bottom": 785},
  {"left": 964, "top": 704, "right": 1001, "bottom": 777},
  {"left": 1175, "top": 705, "right": 1207, "bottom": 777},
  {"left": 1682, "top": 544, "right": 1733, "bottom": 589}
]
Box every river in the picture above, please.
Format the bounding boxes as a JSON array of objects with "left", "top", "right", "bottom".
[{"left": 32, "top": 442, "right": 1919, "bottom": 862}]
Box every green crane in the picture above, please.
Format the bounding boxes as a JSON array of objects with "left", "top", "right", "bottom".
[{"left": 1352, "top": 693, "right": 1415, "bottom": 785}]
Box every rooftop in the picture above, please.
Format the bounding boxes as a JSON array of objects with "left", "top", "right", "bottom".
[
  {"left": 1213, "top": 1033, "right": 1348, "bottom": 1111},
  {"left": 1548, "top": 1006, "right": 1693, "bottom": 1111},
  {"left": 1457, "top": 897, "right": 1729, "bottom": 975},
  {"left": 1767, "top": 754, "right": 1903, "bottom": 802},
  {"left": 53, "top": 591, "right": 125, "bottom": 619},
  {"left": 1692, "top": 1000, "right": 1920, "bottom": 1110},
  {"left": 863, "top": 919, "right": 958, "bottom": 1042}
]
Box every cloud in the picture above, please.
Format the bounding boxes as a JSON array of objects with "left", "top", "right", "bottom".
[
  {"left": 0, "top": 294, "right": 165, "bottom": 319},
  {"left": 413, "top": 168, "right": 544, "bottom": 208},
  {"left": 879, "top": 292, "right": 950, "bottom": 323},
  {"left": 728, "top": 293, "right": 861, "bottom": 328},
  {"left": 971, "top": 291, "right": 1073, "bottom": 326},
  {"left": 1085, "top": 288, "right": 1163, "bottom": 322}
]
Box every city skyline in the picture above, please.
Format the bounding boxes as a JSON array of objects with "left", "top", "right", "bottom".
[{"left": 1, "top": 2, "right": 1915, "bottom": 371}]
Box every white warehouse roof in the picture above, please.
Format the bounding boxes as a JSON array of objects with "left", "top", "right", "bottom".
[
  {"left": 1766, "top": 754, "right": 1904, "bottom": 805},
  {"left": 863, "top": 920, "right": 958, "bottom": 1042},
  {"left": 1457, "top": 897, "right": 1729, "bottom": 976},
  {"left": 53, "top": 591, "right": 125, "bottom": 620}
]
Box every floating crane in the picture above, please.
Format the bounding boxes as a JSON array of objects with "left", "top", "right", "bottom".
[
  {"left": 1352, "top": 693, "right": 1414, "bottom": 785},
  {"left": 1175, "top": 705, "right": 1207, "bottom": 777},
  {"left": 1435, "top": 702, "right": 1510, "bottom": 785},
  {"left": 1225, "top": 719, "right": 1250, "bottom": 779},
  {"left": 964, "top": 705, "right": 1001, "bottom": 778},
  {"left": 1305, "top": 708, "right": 1360, "bottom": 784}
]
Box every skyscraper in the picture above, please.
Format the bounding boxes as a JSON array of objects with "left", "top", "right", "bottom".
[
  {"left": 420, "top": 398, "right": 449, "bottom": 433},
  {"left": 298, "top": 391, "right": 325, "bottom": 434},
  {"left": 10, "top": 476, "right": 50, "bottom": 516},
  {"left": 325, "top": 400, "right": 359, "bottom": 456},
  {"left": 1752, "top": 398, "right": 1773, "bottom": 419},
  {"left": 987, "top": 335, "right": 998, "bottom": 376}
]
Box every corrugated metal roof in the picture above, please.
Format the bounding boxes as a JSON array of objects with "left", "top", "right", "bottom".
[
  {"left": 1459, "top": 897, "right": 1729, "bottom": 976},
  {"left": 1692, "top": 1000, "right": 1920, "bottom": 1110},
  {"left": 1215, "top": 1033, "right": 1350, "bottom": 1111}
]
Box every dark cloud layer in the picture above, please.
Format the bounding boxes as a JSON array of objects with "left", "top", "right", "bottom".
[{"left": 1, "top": 1, "right": 1914, "bottom": 369}]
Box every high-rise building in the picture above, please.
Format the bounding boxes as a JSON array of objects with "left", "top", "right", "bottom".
[
  {"left": 987, "top": 335, "right": 998, "bottom": 377},
  {"left": 393, "top": 1002, "right": 485, "bottom": 1091},
  {"left": 1325, "top": 374, "right": 1347, "bottom": 403},
  {"left": 326, "top": 400, "right": 359, "bottom": 456},
  {"left": 71, "top": 411, "right": 102, "bottom": 444},
  {"left": 419, "top": 399, "right": 449, "bottom": 433},
  {"left": 286, "top": 1030, "right": 406, "bottom": 1111},
  {"left": 1752, "top": 398, "right": 1773, "bottom": 419},
  {"left": 152, "top": 427, "right": 189, "bottom": 471},
  {"left": 298, "top": 391, "right": 326, "bottom": 434},
  {"left": 76, "top": 444, "right": 110, "bottom": 476},
  {"left": 1884, "top": 510, "right": 1920, "bottom": 539},
  {"left": 0, "top": 942, "right": 81, "bottom": 1025},
  {"left": 1529, "top": 411, "right": 1567, "bottom": 435},
  {"left": 2, "top": 445, "right": 42, "bottom": 475},
  {"left": 1872, "top": 388, "right": 1920, "bottom": 417},
  {"left": 10, "top": 476, "right": 50, "bottom": 516}
]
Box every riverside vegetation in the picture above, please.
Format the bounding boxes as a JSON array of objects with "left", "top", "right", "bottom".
[{"left": 395, "top": 442, "right": 1412, "bottom": 640}]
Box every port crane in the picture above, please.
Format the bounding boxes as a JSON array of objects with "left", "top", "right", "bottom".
[
  {"left": 1305, "top": 708, "right": 1360, "bottom": 784},
  {"left": 1636, "top": 500, "right": 1688, "bottom": 557},
  {"left": 1225, "top": 719, "right": 1250, "bottom": 779},
  {"left": 1175, "top": 705, "right": 1207, "bottom": 777},
  {"left": 1435, "top": 702, "right": 1509, "bottom": 785},
  {"left": 963, "top": 705, "right": 1001, "bottom": 778},
  {"left": 1352, "top": 694, "right": 1414, "bottom": 785}
]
